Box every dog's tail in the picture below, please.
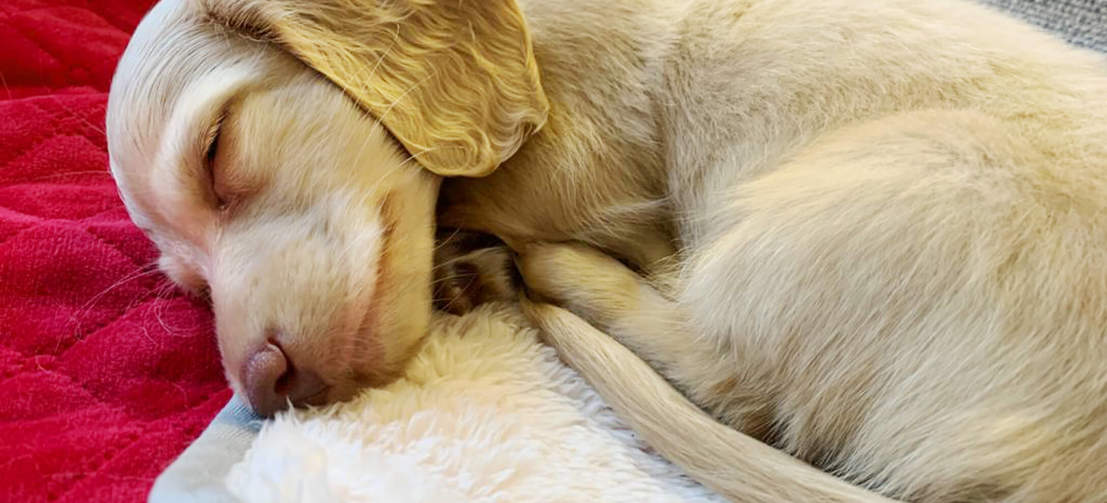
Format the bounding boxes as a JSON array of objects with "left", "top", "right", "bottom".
[{"left": 521, "top": 299, "right": 900, "bottom": 503}]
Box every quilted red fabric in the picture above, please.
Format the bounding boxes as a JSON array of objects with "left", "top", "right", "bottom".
[{"left": 0, "top": 1, "right": 230, "bottom": 502}]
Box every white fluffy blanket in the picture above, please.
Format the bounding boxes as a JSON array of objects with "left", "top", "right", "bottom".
[{"left": 224, "top": 303, "right": 722, "bottom": 502}]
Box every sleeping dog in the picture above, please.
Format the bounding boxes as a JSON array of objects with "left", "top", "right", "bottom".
[{"left": 106, "top": 0, "right": 1107, "bottom": 501}]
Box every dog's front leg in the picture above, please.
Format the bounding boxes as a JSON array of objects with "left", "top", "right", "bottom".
[{"left": 432, "top": 229, "right": 520, "bottom": 315}]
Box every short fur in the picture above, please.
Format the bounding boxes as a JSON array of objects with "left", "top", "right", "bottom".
[{"left": 108, "top": 0, "right": 1107, "bottom": 501}]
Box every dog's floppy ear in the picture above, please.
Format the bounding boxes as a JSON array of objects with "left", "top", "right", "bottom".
[{"left": 201, "top": 0, "right": 549, "bottom": 177}]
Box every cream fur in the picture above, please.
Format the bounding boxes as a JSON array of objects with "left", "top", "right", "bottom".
[
  {"left": 107, "top": 0, "right": 442, "bottom": 409},
  {"left": 106, "top": 0, "right": 1107, "bottom": 501},
  {"left": 198, "top": 0, "right": 549, "bottom": 177}
]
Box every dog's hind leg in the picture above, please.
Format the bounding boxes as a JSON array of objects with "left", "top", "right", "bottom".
[
  {"left": 514, "top": 242, "right": 743, "bottom": 409},
  {"left": 518, "top": 289, "right": 897, "bottom": 503},
  {"left": 516, "top": 241, "right": 898, "bottom": 502}
]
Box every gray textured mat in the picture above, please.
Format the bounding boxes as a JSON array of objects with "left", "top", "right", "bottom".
[{"left": 981, "top": 0, "right": 1106, "bottom": 50}]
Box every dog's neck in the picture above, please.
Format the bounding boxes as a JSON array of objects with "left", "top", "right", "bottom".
[{"left": 438, "top": 0, "right": 686, "bottom": 268}]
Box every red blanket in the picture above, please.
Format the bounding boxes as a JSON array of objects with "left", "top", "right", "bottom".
[{"left": 0, "top": 1, "right": 229, "bottom": 501}]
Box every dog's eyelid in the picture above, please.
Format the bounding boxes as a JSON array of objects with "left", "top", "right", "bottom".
[
  {"left": 203, "top": 111, "right": 229, "bottom": 210},
  {"left": 204, "top": 116, "right": 223, "bottom": 166}
]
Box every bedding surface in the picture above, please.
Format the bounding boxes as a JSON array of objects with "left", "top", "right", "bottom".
[
  {"left": 0, "top": 1, "right": 230, "bottom": 502},
  {"left": 980, "top": 0, "right": 1106, "bottom": 50},
  {"left": 223, "top": 305, "right": 723, "bottom": 503},
  {"left": 1, "top": 0, "right": 1104, "bottom": 502}
]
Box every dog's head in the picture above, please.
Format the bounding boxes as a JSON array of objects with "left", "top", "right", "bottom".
[{"left": 106, "top": 0, "right": 547, "bottom": 416}]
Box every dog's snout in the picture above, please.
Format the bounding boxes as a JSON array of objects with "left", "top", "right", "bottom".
[{"left": 243, "top": 340, "right": 328, "bottom": 417}]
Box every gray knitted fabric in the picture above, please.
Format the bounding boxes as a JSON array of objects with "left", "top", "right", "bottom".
[{"left": 981, "top": 0, "right": 1107, "bottom": 51}]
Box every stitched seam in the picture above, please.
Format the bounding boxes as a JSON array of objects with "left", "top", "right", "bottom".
[
  {"left": 0, "top": 293, "right": 161, "bottom": 362},
  {"left": 0, "top": 220, "right": 39, "bottom": 249},
  {"left": 58, "top": 293, "right": 164, "bottom": 357},
  {"left": 0, "top": 364, "right": 226, "bottom": 424},
  {"left": 39, "top": 389, "right": 230, "bottom": 502},
  {"left": 29, "top": 99, "right": 107, "bottom": 152},
  {"left": 78, "top": 225, "right": 148, "bottom": 270},
  {"left": 5, "top": 11, "right": 101, "bottom": 93},
  {"left": 0, "top": 124, "right": 65, "bottom": 172}
]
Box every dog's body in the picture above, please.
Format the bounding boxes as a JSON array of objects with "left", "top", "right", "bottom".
[
  {"left": 107, "top": 0, "right": 1107, "bottom": 501},
  {"left": 452, "top": 2, "right": 1107, "bottom": 499}
]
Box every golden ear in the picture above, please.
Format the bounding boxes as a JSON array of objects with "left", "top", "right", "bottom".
[{"left": 200, "top": 0, "right": 549, "bottom": 177}]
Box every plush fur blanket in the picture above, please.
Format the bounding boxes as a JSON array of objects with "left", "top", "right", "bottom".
[{"left": 223, "top": 304, "right": 721, "bottom": 502}]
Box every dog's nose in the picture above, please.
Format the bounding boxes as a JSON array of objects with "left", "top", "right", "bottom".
[{"left": 243, "top": 341, "right": 327, "bottom": 417}]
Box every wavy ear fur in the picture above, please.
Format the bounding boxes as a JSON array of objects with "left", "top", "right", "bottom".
[{"left": 198, "top": 0, "right": 549, "bottom": 177}]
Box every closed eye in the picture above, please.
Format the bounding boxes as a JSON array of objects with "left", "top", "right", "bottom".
[{"left": 203, "top": 112, "right": 228, "bottom": 210}]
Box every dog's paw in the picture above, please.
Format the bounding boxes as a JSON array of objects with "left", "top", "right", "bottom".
[
  {"left": 433, "top": 229, "right": 519, "bottom": 315},
  {"left": 514, "top": 241, "right": 643, "bottom": 330}
]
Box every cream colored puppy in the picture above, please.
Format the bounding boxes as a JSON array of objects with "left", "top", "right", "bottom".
[{"left": 107, "top": 0, "right": 1107, "bottom": 501}]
